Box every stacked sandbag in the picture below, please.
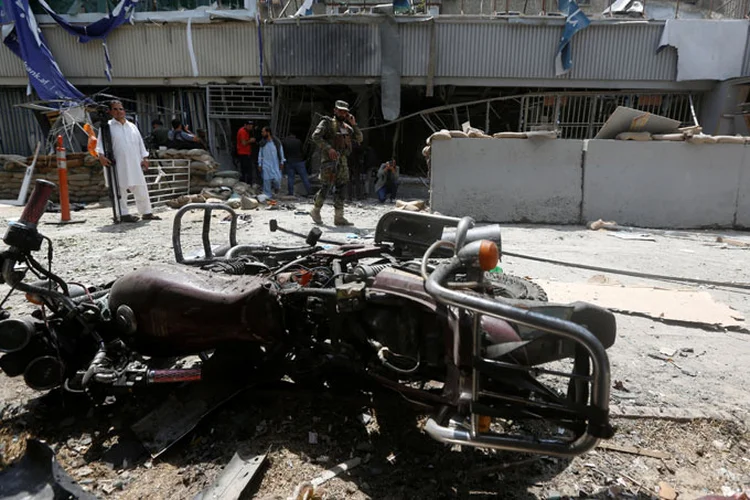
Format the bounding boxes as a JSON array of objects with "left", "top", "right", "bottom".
[
  {"left": 421, "top": 128, "right": 559, "bottom": 161},
  {"left": 0, "top": 152, "right": 108, "bottom": 203}
]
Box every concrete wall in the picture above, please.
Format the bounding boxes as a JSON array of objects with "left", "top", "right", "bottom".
[
  {"left": 430, "top": 138, "right": 750, "bottom": 229},
  {"left": 735, "top": 146, "right": 750, "bottom": 227},
  {"left": 430, "top": 138, "right": 584, "bottom": 224},
  {"left": 583, "top": 140, "right": 746, "bottom": 228}
]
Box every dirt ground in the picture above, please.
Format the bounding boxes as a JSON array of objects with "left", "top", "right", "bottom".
[{"left": 1, "top": 198, "right": 749, "bottom": 500}]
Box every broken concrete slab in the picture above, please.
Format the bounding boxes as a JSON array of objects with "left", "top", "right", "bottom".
[{"left": 594, "top": 106, "right": 681, "bottom": 140}]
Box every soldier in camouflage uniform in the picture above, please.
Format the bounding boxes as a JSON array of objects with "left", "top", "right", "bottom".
[{"left": 310, "top": 100, "right": 363, "bottom": 226}]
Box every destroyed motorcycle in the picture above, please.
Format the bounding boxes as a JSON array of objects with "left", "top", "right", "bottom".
[{"left": 0, "top": 180, "right": 616, "bottom": 457}]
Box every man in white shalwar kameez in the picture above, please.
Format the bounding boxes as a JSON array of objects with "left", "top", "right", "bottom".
[{"left": 95, "top": 100, "right": 160, "bottom": 223}]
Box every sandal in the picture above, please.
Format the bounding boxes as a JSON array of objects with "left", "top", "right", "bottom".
[{"left": 120, "top": 214, "right": 139, "bottom": 223}]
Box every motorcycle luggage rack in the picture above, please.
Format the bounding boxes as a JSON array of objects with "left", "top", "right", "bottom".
[
  {"left": 423, "top": 219, "right": 613, "bottom": 458},
  {"left": 172, "top": 203, "right": 238, "bottom": 265}
]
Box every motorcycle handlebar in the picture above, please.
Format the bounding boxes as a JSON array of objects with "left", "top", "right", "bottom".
[{"left": 18, "top": 180, "right": 55, "bottom": 229}]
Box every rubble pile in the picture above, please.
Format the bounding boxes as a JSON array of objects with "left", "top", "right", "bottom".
[{"left": 166, "top": 174, "right": 264, "bottom": 211}]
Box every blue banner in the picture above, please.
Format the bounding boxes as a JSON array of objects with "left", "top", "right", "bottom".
[
  {"left": 2, "top": 0, "right": 85, "bottom": 102},
  {"left": 36, "top": 0, "right": 138, "bottom": 80},
  {"left": 555, "top": 0, "right": 590, "bottom": 76}
]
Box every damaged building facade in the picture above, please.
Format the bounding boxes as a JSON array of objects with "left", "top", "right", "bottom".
[{"left": 0, "top": 0, "right": 749, "bottom": 173}]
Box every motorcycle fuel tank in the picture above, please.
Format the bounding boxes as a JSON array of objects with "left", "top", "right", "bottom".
[{"left": 108, "top": 265, "right": 284, "bottom": 357}]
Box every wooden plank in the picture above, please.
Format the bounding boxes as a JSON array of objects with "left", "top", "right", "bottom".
[
  {"left": 610, "top": 405, "right": 734, "bottom": 422},
  {"left": 596, "top": 441, "right": 671, "bottom": 460}
]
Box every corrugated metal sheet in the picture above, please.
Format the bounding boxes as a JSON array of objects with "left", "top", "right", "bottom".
[
  {"left": 573, "top": 24, "right": 676, "bottom": 81},
  {"left": 429, "top": 20, "right": 677, "bottom": 81},
  {"left": 743, "top": 29, "right": 750, "bottom": 76},
  {"left": 267, "top": 22, "right": 380, "bottom": 77},
  {"left": 0, "top": 89, "right": 44, "bottom": 156},
  {"left": 0, "top": 46, "right": 26, "bottom": 78},
  {"left": 192, "top": 23, "right": 259, "bottom": 77},
  {"left": 400, "top": 22, "right": 431, "bottom": 77},
  {"left": 43, "top": 24, "right": 194, "bottom": 78},
  {"left": 0, "top": 18, "right": 716, "bottom": 84}
]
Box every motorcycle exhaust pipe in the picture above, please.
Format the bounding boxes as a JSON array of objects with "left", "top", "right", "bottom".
[
  {"left": 0, "top": 318, "right": 35, "bottom": 353},
  {"left": 23, "top": 355, "right": 65, "bottom": 391}
]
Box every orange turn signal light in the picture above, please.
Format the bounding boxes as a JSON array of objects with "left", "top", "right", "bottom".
[
  {"left": 478, "top": 240, "right": 499, "bottom": 271},
  {"left": 25, "top": 293, "right": 43, "bottom": 305}
]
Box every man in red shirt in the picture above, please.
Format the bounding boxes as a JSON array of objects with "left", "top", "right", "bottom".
[{"left": 236, "top": 121, "right": 257, "bottom": 185}]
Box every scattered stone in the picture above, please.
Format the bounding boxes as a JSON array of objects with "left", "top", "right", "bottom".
[
  {"left": 77, "top": 466, "right": 94, "bottom": 477},
  {"left": 308, "top": 432, "right": 318, "bottom": 444}
]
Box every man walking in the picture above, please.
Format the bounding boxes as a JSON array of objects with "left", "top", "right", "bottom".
[
  {"left": 282, "top": 133, "right": 311, "bottom": 197},
  {"left": 310, "top": 100, "right": 363, "bottom": 226},
  {"left": 258, "top": 126, "right": 285, "bottom": 199},
  {"left": 236, "top": 121, "right": 257, "bottom": 185},
  {"left": 96, "top": 100, "right": 160, "bottom": 223}
]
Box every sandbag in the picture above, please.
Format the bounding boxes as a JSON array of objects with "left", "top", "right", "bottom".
[
  {"left": 468, "top": 131, "right": 492, "bottom": 138},
  {"left": 687, "top": 133, "right": 718, "bottom": 144},
  {"left": 422, "top": 146, "right": 431, "bottom": 158},
  {"left": 715, "top": 135, "right": 746, "bottom": 144},
  {"left": 213, "top": 170, "right": 241, "bottom": 179},
  {"left": 186, "top": 148, "right": 208, "bottom": 158},
  {"left": 616, "top": 132, "right": 652, "bottom": 141},
  {"left": 652, "top": 133, "right": 685, "bottom": 142},
  {"left": 449, "top": 130, "right": 469, "bottom": 138},
  {"left": 209, "top": 176, "right": 238, "bottom": 188},
  {"left": 493, "top": 132, "right": 527, "bottom": 139},
  {"left": 427, "top": 130, "right": 452, "bottom": 144},
  {"left": 241, "top": 195, "right": 260, "bottom": 210},
  {"left": 525, "top": 130, "right": 558, "bottom": 140}
]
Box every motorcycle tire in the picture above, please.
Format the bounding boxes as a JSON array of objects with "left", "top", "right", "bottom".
[{"left": 484, "top": 273, "right": 548, "bottom": 302}]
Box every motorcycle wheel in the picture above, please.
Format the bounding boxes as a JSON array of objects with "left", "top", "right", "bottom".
[{"left": 484, "top": 273, "right": 548, "bottom": 302}]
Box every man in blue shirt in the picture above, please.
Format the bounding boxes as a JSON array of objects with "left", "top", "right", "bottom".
[{"left": 258, "top": 126, "right": 286, "bottom": 199}]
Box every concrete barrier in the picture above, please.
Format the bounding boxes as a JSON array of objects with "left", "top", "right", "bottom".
[
  {"left": 583, "top": 140, "right": 745, "bottom": 229},
  {"left": 733, "top": 147, "right": 750, "bottom": 228},
  {"left": 430, "top": 138, "right": 583, "bottom": 224}
]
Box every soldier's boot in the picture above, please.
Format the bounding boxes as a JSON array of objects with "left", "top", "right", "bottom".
[
  {"left": 310, "top": 206, "right": 323, "bottom": 225},
  {"left": 334, "top": 208, "right": 353, "bottom": 227}
]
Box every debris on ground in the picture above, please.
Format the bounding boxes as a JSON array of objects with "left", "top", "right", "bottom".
[
  {"left": 394, "top": 199, "right": 427, "bottom": 212},
  {"left": 538, "top": 280, "right": 746, "bottom": 330},
  {"left": 194, "top": 452, "right": 267, "bottom": 500},
  {"left": 309, "top": 457, "right": 362, "bottom": 487}
]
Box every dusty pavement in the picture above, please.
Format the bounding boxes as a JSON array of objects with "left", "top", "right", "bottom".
[{"left": 0, "top": 199, "right": 749, "bottom": 500}]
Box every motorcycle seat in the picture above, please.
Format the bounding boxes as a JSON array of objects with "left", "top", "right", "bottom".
[{"left": 108, "top": 265, "right": 283, "bottom": 356}]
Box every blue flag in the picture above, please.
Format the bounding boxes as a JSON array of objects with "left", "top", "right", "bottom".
[
  {"left": 2, "top": 0, "right": 85, "bottom": 103},
  {"left": 555, "top": 0, "right": 590, "bottom": 76},
  {"left": 36, "top": 0, "right": 139, "bottom": 80}
]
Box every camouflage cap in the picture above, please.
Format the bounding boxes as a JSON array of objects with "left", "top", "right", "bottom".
[{"left": 334, "top": 100, "right": 350, "bottom": 112}]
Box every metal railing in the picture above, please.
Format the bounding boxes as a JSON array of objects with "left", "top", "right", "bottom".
[
  {"left": 520, "top": 92, "right": 699, "bottom": 140},
  {"left": 125, "top": 159, "right": 191, "bottom": 208}
]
